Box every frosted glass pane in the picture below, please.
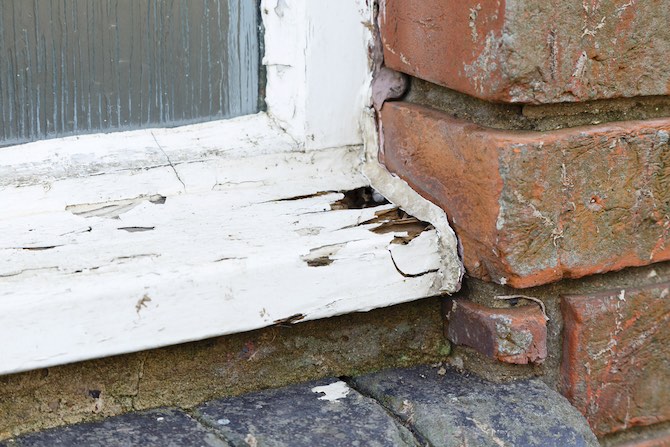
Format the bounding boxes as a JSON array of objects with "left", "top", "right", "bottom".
[{"left": 0, "top": 0, "right": 260, "bottom": 146}]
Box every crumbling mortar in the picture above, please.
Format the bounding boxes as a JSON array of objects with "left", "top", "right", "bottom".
[
  {"left": 406, "top": 77, "right": 670, "bottom": 132},
  {"left": 130, "top": 354, "right": 147, "bottom": 411}
]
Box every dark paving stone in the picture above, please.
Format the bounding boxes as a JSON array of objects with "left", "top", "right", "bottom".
[
  {"left": 196, "top": 378, "right": 419, "bottom": 447},
  {"left": 5, "top": 408, "right": 229, "bottom": 447},
  {"left": 351, "top": 365, "right": 599, "bottom": 447}
]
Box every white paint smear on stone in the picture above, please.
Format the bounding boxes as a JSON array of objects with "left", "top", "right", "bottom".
[{"left": 312, "top": 381, "right": 351, "bottom": 402}]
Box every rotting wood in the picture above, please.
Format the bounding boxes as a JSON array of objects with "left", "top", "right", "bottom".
[
  {"left": 329, "top": 186, "right": 390, "bottom": 210},
  {"left": 365, "top": 208, "right": 433, "bottom": 244},
  {"left": 360, "top": 106, "right": 463, "bottom": 292},
  {"left": 0, "top": 0, "right": 465, "bottom": 377},
  {"left": 273, "top": 313, "right": 306, "bottom": 326},
  {"left": 0, "top": 145, "right": 449, "bottom": 375}
]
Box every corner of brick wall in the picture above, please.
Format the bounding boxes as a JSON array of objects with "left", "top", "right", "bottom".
[{"left": 377, "top": 0, "right": 670, "bottom": 443}]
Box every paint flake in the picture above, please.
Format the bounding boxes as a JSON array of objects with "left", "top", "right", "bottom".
[{"left": 311, "top": 381, "right": 350, "bottom": 402}]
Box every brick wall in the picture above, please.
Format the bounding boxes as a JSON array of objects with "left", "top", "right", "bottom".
[{"left": 377, "top": 1, "right": 670, "bottom": 445}]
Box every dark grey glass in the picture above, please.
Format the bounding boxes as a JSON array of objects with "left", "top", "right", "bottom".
[{"left": 0, "top": 0, "right": 260, "bottom": 146}]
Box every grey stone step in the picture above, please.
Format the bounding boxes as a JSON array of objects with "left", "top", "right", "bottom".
[
  {"left": 351, "top": 365, "right": 599, "bottom": 447},
  {"left": 2, "top": 408, "right": 229, "bottom": 447},
  {"left": 195, "top": 378, "right": 420, "bottom": 447}
]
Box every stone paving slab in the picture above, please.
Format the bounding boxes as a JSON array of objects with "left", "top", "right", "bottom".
[
  {"left": 195, "top": 378, "right": 419, "bottom": 447},
  {"left": 1, "top": 408, "right": 229, "bottom": 447},
  {"left": 351, "top": 365, "right": 599, "bottom": 447}
]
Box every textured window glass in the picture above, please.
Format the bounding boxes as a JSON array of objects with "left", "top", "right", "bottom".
[{"left": 0, "top": 0, "right": 260, "bottom": 146}]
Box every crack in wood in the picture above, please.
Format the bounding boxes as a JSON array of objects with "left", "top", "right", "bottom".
[
  {"left": 0, "top": 266, "right": 60, "bottom": 278},
  {"left": 273, "top": 313, "right": 305, "bottom": 326},
  {"left": 273, "top": 187, "right": 389, "bottom": 210},
  {"left": 59, "top": 226, "right": 93, "bottom": 236},
  {"left": 214, "top": 256, "right": 247, "bottom": 262},
  {"left": 152, "top": 132, "right": 186, "bottom": 191},
  {"left": 112, "top": 254, "right": 161, "bottom": 263},
  {"left": 388, "top": 249, "right": 439, "bottom": 278},
  {"left": 274, "top": 191, "right": 335, "bottom": 202},
  {"left": 362, "top": 207, "right": 434, "bottom": 244},
  {"left": 330, "top": 186, "right": 390, "bottom": 210}
]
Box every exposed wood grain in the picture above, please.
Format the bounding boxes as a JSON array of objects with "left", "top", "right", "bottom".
[
  {"left": 0, "top": 0, "right": 464, "bottom": 376},
  {"left": 0, "top": 139, "right": 446, "bottom": 375}
]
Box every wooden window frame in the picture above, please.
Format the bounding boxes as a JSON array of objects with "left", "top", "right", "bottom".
[{"left": 0, "top": 0, "right": 461, "bottom": 375}]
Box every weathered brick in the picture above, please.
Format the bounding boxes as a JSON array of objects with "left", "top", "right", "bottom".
[
  {"left": 379, "top": 0, "right": 670, "bottom": 103},
  {"left": 444, "top": 299, "right": 546, "bottom": 364},
  {"left": 561, "top": 283, "right": 670, "bottom": 437},
  {"left": 615, "top": 433, "right": 670, "bottom": 447},
  {"left": 381, "top": 101, "right": 670, "bottom": 288}
]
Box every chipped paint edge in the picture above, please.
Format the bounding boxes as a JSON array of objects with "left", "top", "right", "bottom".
[
  {"left": 262, "top": 0, "right": 370, "bottom": 150},
  {"left": 360, "top": 1, "right": 463, "bottom": 293},
  {"left": 0, "top": 0, "right": 463, "bottom": 374},
  {"left": 362, "top": 110, "right": 463, "bottom": 293}
]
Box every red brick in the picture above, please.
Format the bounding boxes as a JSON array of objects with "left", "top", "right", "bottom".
[
  {"left": 616, "top": 433, "right": 670, "bottom": 447},
  {"left": 561, "top": 283, "right": 670, "bottom": 437},
  {"left": 381, "top": 101, "right": 670, "bottom": 288},
  {"left": 444, "top": 298, "right": 546, "bottom": 364},
  {"left": 379, "top": 0, "right": 670, "bottom": 104}
]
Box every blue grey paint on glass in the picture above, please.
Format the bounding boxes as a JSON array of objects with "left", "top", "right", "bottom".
[{"left": 0, "top": 0, "right": 260, "bottom": 146}]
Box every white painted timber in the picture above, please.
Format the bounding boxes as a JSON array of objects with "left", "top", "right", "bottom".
[
  {"left": 262, "top": 0, "right": 371, "bottom": 150},
  {"left": 0, "top": 127, "right": 452, "bottom": 374},
  {"left": 0, "top": 0, "right": 463, "bottom": 375},
  {"left": 355, "top": 2, "right": 464, "bottom": 292},
  {"left": 361, "top": 108, "right": 463, "bottom": 293}
]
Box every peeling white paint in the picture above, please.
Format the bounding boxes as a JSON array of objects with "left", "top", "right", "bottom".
[
  {"left": 615, "top": 0, "right": 635, "bottom": 17},
  {"left": 262, "top": 0, "right": 369, "bottom": 150},
  {"left": 311, "top": 381, "right": 350, "bottom": 402},
  {"left": 361, "top": 108, "right": 462, "bottom": 292},
  {"left": 0, "top": 0, "right": 463, "bottom": 375},
  {"left": 389, "top": 230, "right": 441, "bottom": 276},
  {"left": 618, "top": 289, "right": 626, "bottom": 302},
  {"left": 0, "top": 141, "right": 453, "bottom": 374},
  {"left": 469, "top": 4, "right": 482, "bottom": 42}
]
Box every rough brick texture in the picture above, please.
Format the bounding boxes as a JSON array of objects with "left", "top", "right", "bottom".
[
  {"left": 379, "top": 0, "right": 670, "bottom": 104},
  {"left": 444, "top": 299, "right": 546, "bottom": 364},
  {"left": 381, "top": 101, "right": 670, "bottom": 288},
  {"left": 616, "top": 433, "right": 670, "bottom": 447},
  {"left": 561, "top": 283, "right": 670, "bottom": 437}
]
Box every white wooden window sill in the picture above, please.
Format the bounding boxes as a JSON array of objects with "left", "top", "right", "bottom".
[{"left": 0, "top": 1, "right": 462, "bottom": 375}]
